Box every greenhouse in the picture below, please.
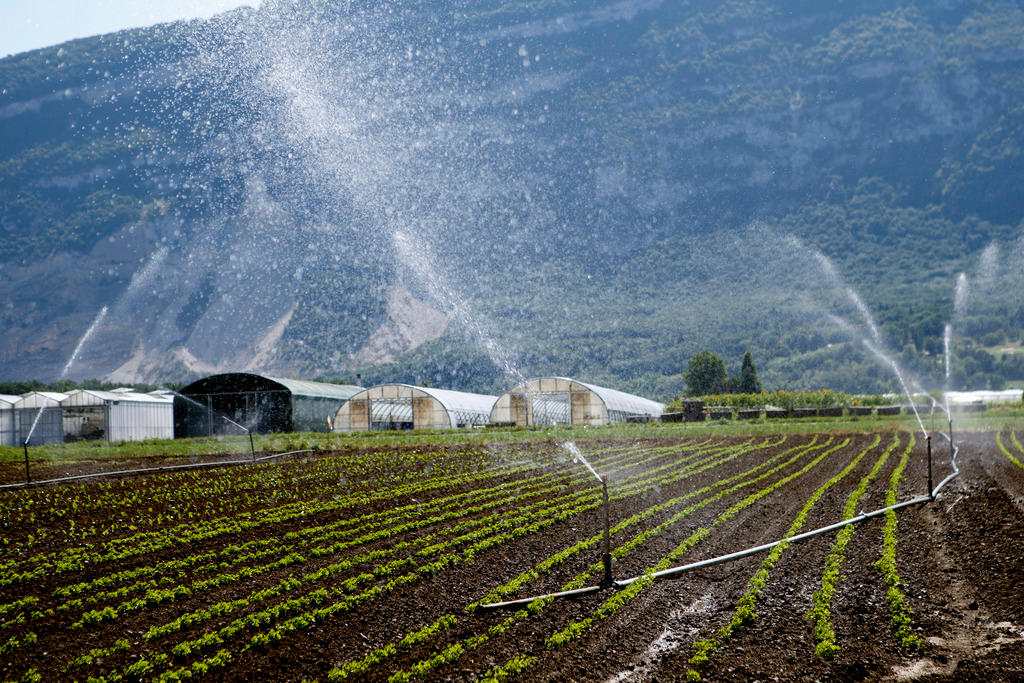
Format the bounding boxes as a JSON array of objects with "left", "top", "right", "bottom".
[
  {"left": 174, "top": 373, "right": 362, "bottom": 438},
  {"left": 16, "top": 392, "right": 68, "bottom": 445},
  {"left": 61, "top": 390, "right": 173, "bottom": 442},
  {"left": 489, "top": 377, "right": 664, "bottom": 426},
  {"left": 0, "top": 395, "right": 19, "bottom": 446},
  {"left": 333, "top": 384, "right": 498, "bottom": 432}
]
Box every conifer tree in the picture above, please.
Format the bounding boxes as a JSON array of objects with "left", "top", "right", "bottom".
[{"left": 739, "top": 351, "right": 762, "bottom": 393}]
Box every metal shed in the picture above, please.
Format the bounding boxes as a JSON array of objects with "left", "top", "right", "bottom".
[
  {"left": 16, "top": 392, "right": 68, "bottom": 445},
  {"left": 175, "top": 373, "right": 362, "bottom": 438},
  {"left": 0, "top": 395, "right": 19, "bottom": 446},
  {"left": 333, "top": 384, "right": 498, "bottom": 432},
  {"left": 61, "top": 390, "right": 173, "bottom": 442},
  {"left": 490, "top": 377, "right": 664, "bottom": 426}
]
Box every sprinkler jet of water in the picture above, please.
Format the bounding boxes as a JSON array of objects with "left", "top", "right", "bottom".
[
  {"left": 393, "top": 229, "right": 530, "bottom": 391},
  {"left": 944, "top": 273, "right": 969, "bottom": 486},
  {"left": 60, "top": 305, "right": 108, "bottom": 379},
  {"left": 824, "top": 313, "right": 928, "bottom": 435},
  {"left": 860, "top": 336, "right": 927, "bottom": 437}
]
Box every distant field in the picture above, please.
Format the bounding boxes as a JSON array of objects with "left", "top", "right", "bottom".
[
  {"left": 2, "top": 404, "right": 1022, "bottom": 471},
  {"left": 1, "top": 422, "right": 1023, "bottom": 681}
]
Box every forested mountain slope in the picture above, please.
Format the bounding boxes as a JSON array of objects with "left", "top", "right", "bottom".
[{"left": 2, "top": 0, "right": 1023, "bottom": 395}]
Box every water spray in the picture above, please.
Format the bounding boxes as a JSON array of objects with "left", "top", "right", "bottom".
[
  {"left": 60, "top": 305, "right": 109, "bottom": 379},
  {"left": 171, "top": 391, "right": 256, "bottom": 462},
  {"left": 220, "top": 414, "right": 257, "bottom": 463}
]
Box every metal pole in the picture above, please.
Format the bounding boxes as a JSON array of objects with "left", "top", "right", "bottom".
[
  {"left": 601, "top": 476, "right": 613, "bottom": 589},
  {"left": 23, "top": 441, "right": 30, "bottom": 485},
  {"left": 249, "top": 431, "right": 256, "bottom": 463},
  {"left": 927, "top": 434, "right": 933, "bottom": 497},
  {"left": 948, "top": 414, "right": 954, "bottom": 469}
]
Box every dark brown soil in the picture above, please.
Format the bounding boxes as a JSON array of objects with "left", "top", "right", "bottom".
[{"left": 0, "top": 430, "right": 1022, "bottom": 682}]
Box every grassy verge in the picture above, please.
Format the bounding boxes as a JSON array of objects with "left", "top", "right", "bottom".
[{"left": 3, "top": 403, "right": 1019, "bottom": 468}]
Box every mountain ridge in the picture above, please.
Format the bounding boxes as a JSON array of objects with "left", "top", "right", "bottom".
[{"left": 2, "top": 0, "right": 1024, "bottom": 396}]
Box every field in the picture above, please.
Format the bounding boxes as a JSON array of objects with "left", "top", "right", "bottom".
[{"left": 1, "top": 424, "right": 1023, "bottom": 681}]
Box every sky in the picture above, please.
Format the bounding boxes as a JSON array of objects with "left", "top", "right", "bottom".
[{"left": 1, "top": 0, "right": 258, "bottom": 58}]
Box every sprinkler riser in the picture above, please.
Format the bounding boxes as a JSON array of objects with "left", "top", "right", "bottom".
[
  {"left": 601, "top": 478, "right": 613, "bottom": 589},
  {"left": 927, "top": 434, "right": 933, "bottom": 496}
]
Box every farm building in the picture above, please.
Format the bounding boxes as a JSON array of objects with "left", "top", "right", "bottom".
[
  {"left": 16, "top": 392, "right": 68, "bottom": 445},
  {"left": 489, "top": 377, "right": 664, "bottom": 426},
  {"left": 333, "top": 384, "right": 497, "bottom": 432},
  {"left": 0, "top": 395, "right": 19, "bottom": 446},
  {"left": 60, "top": 390, "right": 173, "bottom": 442},
  {"left": 174, "top": 373, "right": 362, "bottom": 438}
]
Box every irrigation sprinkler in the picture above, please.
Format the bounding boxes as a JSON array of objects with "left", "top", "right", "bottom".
[
  {"left": 948, "top": 413, "right": 954, "bottom": 478},
  {"left": 600, "top": 474, "right": 613, "bottom": 589},
  {"left": 21, "top": 406, "right": 47, "bottom": 485},
  {"left": 479, "top": 444, "right": 616, "bottom": 610},
  {"left": 171, "top": 390, "right": 256, "bottom": 461},
  {"left": 567, "top": 447, "right": 615, "bottom": 588},
  {"left": 219, "top": 415, "right": 256, "bottom": 463}
]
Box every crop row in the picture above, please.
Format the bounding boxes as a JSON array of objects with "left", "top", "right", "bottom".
[
  {"left": 384, "top": 436, "right": 842, "bottom": 681},
  {"left": 6, "top": 441, "right": 688, "bottom": 643},
  {"left": 327, "top": 436, "right": 825, "bottom": 680},
  {"left": 122, "top": 439, "right": 756, "bottom": 678},
  {"left": 687, "top": 434, "right": 910, "bottom": 680},
  {"left": 0, "top": 447, "right": 505, "bottom": 547},
  {"left": 0, "top": 447, "right": 573, "bottom": 583},
  {"left": 873, "top": 436, "right": 922, "bottom": 650},
  {"left": 996, "top": 431, "right": 1024, "bottom": 470},
  {"left": 1, "top": 438, "right": 691, "bottom": 562},
  {"left": 26, "top": 438, "right": 728, "bottom": 678},
  {"left": 808, "top": 434, "right": 895, "bottom": 657},
  {"left": 544, "top": 437, "right": 854, "bottom": 652},
  {"left": 70, "top": 436, "right": 764, "bottom": 681},
  {"left": 12, "top": 434, "right": 902, "bottom": 682}
]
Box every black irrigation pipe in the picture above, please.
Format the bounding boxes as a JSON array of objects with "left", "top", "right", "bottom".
[
  {"left": 0, "top": 449, "right": 314, "bottom": 490},
  {"left": 480, "top": 436, "right": 961, "bottom": 610}
]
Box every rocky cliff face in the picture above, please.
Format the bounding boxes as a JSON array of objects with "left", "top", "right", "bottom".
[{"left": 2, "top": 0, "right": 1023, "bottom": 390}]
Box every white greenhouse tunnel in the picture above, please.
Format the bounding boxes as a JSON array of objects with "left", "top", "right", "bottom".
[
  {"left": 333, "top": 384, "right": 497, "bottom": 432},
  {"left": 489, "top": 377, "right": 664, "bottom": 427}
]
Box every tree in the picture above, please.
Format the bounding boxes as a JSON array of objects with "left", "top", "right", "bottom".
[
  {"left": 684, "top": 351, "right": 727, "bottom": 396},
  {"left": 739, "top": 351, "right": 763, "bottom": 393}
]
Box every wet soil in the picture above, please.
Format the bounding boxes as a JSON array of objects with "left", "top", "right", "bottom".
[{"left": 0, "top": 431, "right": 1022, "bottom": 681}]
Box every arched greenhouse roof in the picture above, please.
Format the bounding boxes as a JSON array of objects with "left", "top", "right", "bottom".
[
  {"left": 180, "top": 373, "right": 361, "bottom": 401},
  {"left": 490, "top": 377, "right": 663, "bottom": 426},
  {"left": 568, "top": 378, "right": 665, "bottom": 418},
  {"left": 333, "top": 384, "right": 498, "bottom": 431},
  {"left": 62, "top": 389, "right": 173, "bottom": 406}
]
